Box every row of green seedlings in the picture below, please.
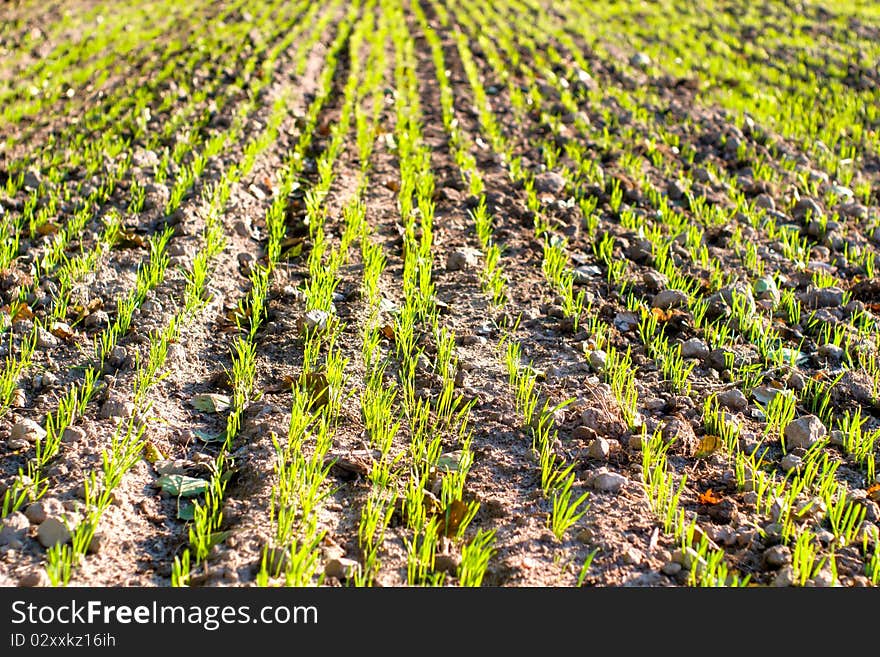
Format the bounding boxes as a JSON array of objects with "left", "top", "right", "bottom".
[
  {"left": 446, "top": 0, "right": 784, "bottom": 583},
  {"left": 44, "top": 194, "right": 227, "bottom": 585},
  {"left": 411, "top": 2, "right": 507, "bottom": 308},
  {"left": 384, "top": 0, "right": 491, "bottom": 586},
  {"left": 462, "top": 0, "right": 868, "bottom": 430},
  {"left": 0, "top": 0, "right": 269, "bottom": 246},
  {"left": 254, "top": 0, "right": 368, "bottom": 586},
  {"left": 0, "top": 7, "right": 305, "bottom": 519},
  {"left": 499, "top": 0, "right": 877, "bottom": 289},
  {"left": 174, "top": 0, "right": 354, "bottom": 586},
  {"left": 0, "top": 0, "right": 304, "bottom": 420},
  {"left": 2, "top": 0, "right": 289, "bottom": 243},
  {"left": 703, "top": 390, "right": 879, "bottom": 586},
  {"left": 0, "top": 1, "right": 214, "bottom": 131},
  {"left": 445, "top": 0, "right": 586, "bottom": 328},
  {"left": 1, "top": 225, "right": 172, "bottom": 518},
  {"left": 557, "top": 0, "right": 880, "bottom": 179},
  {"left": 436, "top": 0, "right": 601, "bottom": 554},
  {"left": 0, "top": 1, "right": 110, "bottom": 78}
]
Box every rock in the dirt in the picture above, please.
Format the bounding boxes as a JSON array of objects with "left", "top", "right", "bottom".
[
  {"left": 754, "top": 193, "right": 775, "bottom": 211},
  {"left": 100, "top": 399, "right": 134, "bottom": 420},
  {"left": 24, "top": 498, "right": 63, "bottom": 525},
  {"left": 297, "top": 309, "right": 329, "bottom": 334},
  {"left": 621, "top": 546, "right": 643, "bottom": 565},
  {"left": 588, "top": 349, "right": 607, "bottom": 372},
  {"left": 36, "top": 328, "right": 58, "bottom": 349},
  {"left": 433, "top": 553, "right": 461, "bottom": 575},
  {"left": 591, "top": 469, "right": 627, "bottom": 492},
  {"left": 652, "top": 288, "right": 688, "bottom": 309},
  {"left": 324, "top": 557, "right": 360, "bottom": 580},
  {"left": 62, "top": 425, "right": 87, "bottom": 444},
  {"left": 799, "top": 286, "right": 843, "bottom": 309},
  {"left": 793, "top": 197, "right": 823, "bottom": 221},
  {"left": 763, "top": 545, "right": 792, "bottom": 569},
  {"left": 535, "top": 172, "right": 566, "bottom": 195},
  {"left": 588, "top": 438, "right": 611, "bottom": 460},
  {"left": 11, "top": 419, "right": 46, "bottom": 444},
  {"left": 629, "top": 52, "right": 652, "bottom": 69},
  {"left": 84, "top": 310, "right": 109, "bottom": 329},
  {"left": 671, "top": 547, "right": 704, "bottom": 570},
  {"left": 446, "top": 248, "right": 479, "bottom": 271},
  {"left": 0, "top": 512, "right": 30, "bottom": 545},
  {"left": 680, "top": 338, "right": 709, "bottom": 360},
  {"left": 19, "top": 570, "right": 50, "bottom": 587},
  {"left": 86, "top": 532, "right": 105, "bottom": 555},
  {"left": 661, "top": 561, "right": 682, "bottom": 576},
  {"left": 783, "top": 415, "right": 826, "bottom": 450},
  {"left": 780, "top": 453, "right": 802, "bottom": 473},
  {"left": 718, "top": 388, "right": 748, "bottom": 411},
  {"left": 817, "top": 343, "right": 844, "bottom": 363},
  {"left": 773, "top": 565, "right": 795, "bottom": 587},
  {"left": 36, "top": 517, "right": 72, "bottom": 548}
]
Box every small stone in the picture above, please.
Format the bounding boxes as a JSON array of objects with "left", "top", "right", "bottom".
[
  {"left": 24, "top": 498, "right": 63, "bottom": 525},
  {"left": 19, "top": 570, "right": 49, "bottom": 587},
  {"left": 36, "top": 517, "right": 72, "bottom": 548},
  {"left": 773, "top": 565, "right": 794, "bottom": 587},
  {"left": 680, "top": 338, "right": 709, "bottom": 360},
  {"left": 651, "top": 288, "right": 688, "bottom": 310},
  {"left": 247, "top": 183, "right": 267, "bottom": 201},
  {"left": 11, "top": 419, "right": 46, "bottom": 444},
  {"left": 661, "top": 561, "right": 682, "bottom": 576},
  {"left": 62, "top": 426, "right": 87, "bottom": 444},
  {"left": 576, "top": 527, "right": 595, "bottom": 544},
  {"left": 446, "top": 248, "right": 479, "bottom": 271},
  {"left": 817, "top": 343, "right": 844, "bottom": 363},
  {"left": 708, "top": 348, "right": 737, "bottom": 371},
  {"left": 693, "top": 167, "right": 714, "bottom": 184},
  {"left": 628, "top": 433, "right": 645, "bottom": 451},
  {"left": 324, "top": 557, "right": 360, "bottom": 580},
  {"left": 783, "top": 415, "right": 826, "bottom": 450},
  {"left": 763, "top": 545, "right": 792, "bottom": 569},
  {"left": 86, "top": 532, "right": 105, "bottom": 555},
  {"left": 780, "top": 453, "right": 802, "bottom": 473},
  {"left": 588, "top": 438, "right": 611, "bottom": 460},
  {"left": 671, "top": 547, "right": 703, "bottom": 570},
  {"left": 787, "top": 372, "right": 805, "bottom": 391},
  {"left": 718, "top": 388, "right": 748, "bottom": 411},
  {"left": 629, "top": 52, "right": 652, "bottom": 69},
  {"left": 588, "top": 349, "right": 607, "bottom": 372},
  {"left": 100, "top": 399, "right": 134, "bottom": 419},
  {"left": 109, "top": 345, "right": 128, "bottom": 367},
  {"left": 8, "top": 438, "right": 29, "bottom": 450},
  {"left": 813, "top": 569, "right": 835, "bottom": 587},
  {"left": 535, "top": 172, "right": 566, "bottom": 194},
  {"left": 643, "top": 397, "right": 666, "bottom": 411},
  {"left": 799, "top": 286, "right": 844, "bottom": 309},
  {"left": 233, "top": 220, "right": 252, "bottom": 238},
  {"left": 754, "top": 194, "right": 775, "bottom": 211},
  {"left": 591, "top": 469, "right": 627, "bottom": 493},
  {"left": 793, "top": 197, "right": 823, "bottom": 221},
  {"left": 36, "top": 328, "right": 58, "bottom": 349},
  {"left": 84, "top": 310, "right": 109, "bottom": 329},
  {"left": 433, "top": 553, "right": 461, "bottom": 575},
  {"left": 621, "top": 546, "right": 642, "bottom": 565},
  {"left": 297, "top": 309, "right": 329, "bottom": 334},
  {"left": 0, "top": 512, "right": 30, "bottom": 545}
]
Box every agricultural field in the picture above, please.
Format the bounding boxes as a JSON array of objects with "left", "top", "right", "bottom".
[{"left": 0, "top": 0, "right": 878, "bottom": 589}]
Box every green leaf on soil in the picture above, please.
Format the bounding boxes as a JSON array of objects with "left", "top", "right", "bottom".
[
  {"left": 190, "top": 393, "right": 232, "bottom": 413},
  {"left": 177, "top": 499, "right": 195, "bottom": 521},
  {"left": 194, "top": 429, "right": 227, "bottom": 443},
  {"left": 155, "top": 474, "right": 210, "bottom": 497}
]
